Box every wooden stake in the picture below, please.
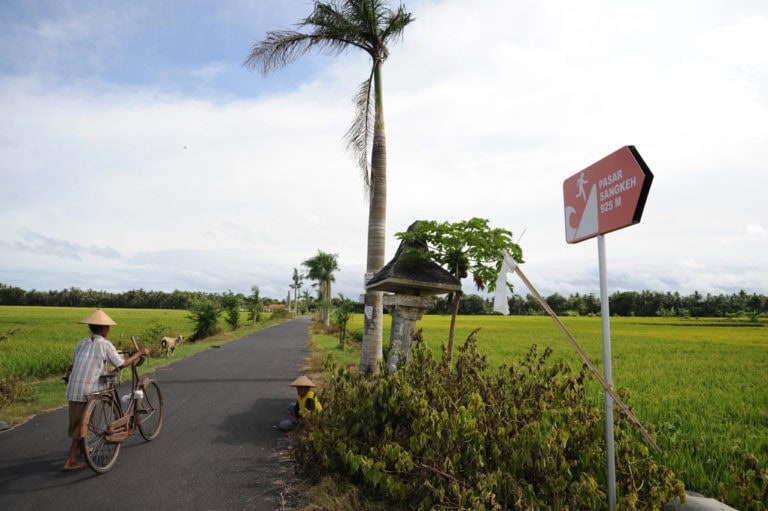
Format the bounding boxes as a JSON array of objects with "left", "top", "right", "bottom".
[{"left": 513, "top": 265, "right": 660, "bottom": 452}]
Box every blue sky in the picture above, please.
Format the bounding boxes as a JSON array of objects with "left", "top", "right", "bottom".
[
  {"left": 1, "top": 0, "right": 767, "bottom": 302},
  {"left": 0, "top": 1, "right": 322, "bottom": 98}
]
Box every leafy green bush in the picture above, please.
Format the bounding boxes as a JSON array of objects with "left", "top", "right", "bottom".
[
  {"left": 719, "top": 453, "right": 767, "bottom": 511},
  {"left": 188, "top": 300, "right": 221, "bottom": 341},
  {"left": 339, "top": 328, "right": 363, "bottom": 345},
  {"left": 221, "top": 291, "right": 241, "bottom": 330},
  {"left": 0, "top": 376, "right": 33, "bottom": 408},
  {"left": 134, "top": 319, "right": 172, "bottom": 356},
  {"left": 332, "top": 294, "right": 354, "bottom": 349},
  {"left": 271, "top": 308, "right": 291, "bottom": 320},
  {"left": 294, "top": 330, "right": 685, "bottom": 510}
]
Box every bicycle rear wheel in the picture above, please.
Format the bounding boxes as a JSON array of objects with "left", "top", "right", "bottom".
[
  {"left": 82, "top": 395, "right": 121, "bottom": 473},
  {"left": 137, "top": 380, "right": 163, "bottom": 440}
]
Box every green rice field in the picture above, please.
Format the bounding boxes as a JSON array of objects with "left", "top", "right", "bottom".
[
  {"left": 0, "top": 306, "right": 198, "bottom": 380},
  {"left": 318, "top": 313, "right": 768, "bottom": 500}
]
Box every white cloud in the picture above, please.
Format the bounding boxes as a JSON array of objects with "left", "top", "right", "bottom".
[
  {"left": 746, "top": 224, "right": 765, "bottom": 237},
  {"left": 1, "top": 0, "right": 767, "bottom": 300}
]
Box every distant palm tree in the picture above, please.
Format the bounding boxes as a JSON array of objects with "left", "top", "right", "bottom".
[
  {"left": 302, "top": 250, "right": 339, "bottom": 326},
  {"left": 244, "top": 0, "right": 414, "bottom": 374},
  {"left": 302, "top": 289, "right": 313, "bottom": 315},
  {"left": 290, "top": 268, "right": 303, "bottom": 316}
]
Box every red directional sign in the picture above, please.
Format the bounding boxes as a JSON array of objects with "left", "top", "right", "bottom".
[{"left": 563, "top": 146, "right": 653, "bottom": 244}]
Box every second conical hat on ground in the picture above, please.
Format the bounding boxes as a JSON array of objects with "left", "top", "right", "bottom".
[
  {"left": 289, "top": 375, "right": 316, "bottom": 387},
  {"left": 78, "top": 309, "right": 117, "bottom": 326}
]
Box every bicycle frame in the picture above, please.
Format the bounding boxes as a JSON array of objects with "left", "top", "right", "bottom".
[
  {"left": 80, "top": 340, "right": 163, "bottom": 473},
  {"left": 81, "top": 357, "right": 145, "bottom": 441}
]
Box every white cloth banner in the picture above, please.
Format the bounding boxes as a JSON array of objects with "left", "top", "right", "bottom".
[{"left": 493, "top": 250, "right": 519, "bottom": 315}]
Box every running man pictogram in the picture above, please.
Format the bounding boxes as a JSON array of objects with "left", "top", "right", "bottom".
[{"left": 576, "top": 172, "right": 588, "bottom": 202}]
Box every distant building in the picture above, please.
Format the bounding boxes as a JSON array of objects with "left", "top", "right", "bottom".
[{"left": 263, "top": 303, "right": 286, "bottom": 313}]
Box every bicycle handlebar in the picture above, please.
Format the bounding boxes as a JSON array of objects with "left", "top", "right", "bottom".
[{"left": 128, "top": 336, "right": 148, "bottom": 366}]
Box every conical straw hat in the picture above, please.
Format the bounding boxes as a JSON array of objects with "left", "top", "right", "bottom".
[
  {"left": 78, "top": 309, "right": 117, "bottom": 326},
  {"left": 289, "top": 375, "right": 316, "bottom": 387}
]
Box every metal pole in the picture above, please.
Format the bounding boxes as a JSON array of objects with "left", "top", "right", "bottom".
[{"left": 598, "top": 234, "right": 616, "bottom": 511}]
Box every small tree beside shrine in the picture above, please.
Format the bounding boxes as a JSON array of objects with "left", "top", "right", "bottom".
[{"left": 395, "top": 218, "right": 524, "bottom": 363}]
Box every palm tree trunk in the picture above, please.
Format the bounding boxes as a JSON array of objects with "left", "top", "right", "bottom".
[
  {"left": 320, "top": 282, "right": 326, "bottom": 326},
  {"left": 323, "top": 280, "right": 331, "bottom": 327},
  {"left": 361, "top": 61, "right": 387, "bottom": 374}
]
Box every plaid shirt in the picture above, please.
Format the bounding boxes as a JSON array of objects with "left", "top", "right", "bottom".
[{"left": 65, "top": 335, "right": 125, "bottom": 402}]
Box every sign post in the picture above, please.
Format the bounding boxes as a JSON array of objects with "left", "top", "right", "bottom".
[{"left": 563, "top": 146, "right": 653, "bottom": 511}]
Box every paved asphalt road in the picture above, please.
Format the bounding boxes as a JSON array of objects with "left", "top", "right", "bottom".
[{"left": 0, "top": 316, "right": 313, "bottom": 511}]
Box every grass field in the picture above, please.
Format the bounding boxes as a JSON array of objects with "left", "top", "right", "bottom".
[
  {"left": 3, "top": 307, "right": 766, "bottom": 501},
  {"left": 313, "top": 313, "right": 768, "bottom": 500},
  {"left": 0, "top": 306, "right": 199, "bottom": 380}
]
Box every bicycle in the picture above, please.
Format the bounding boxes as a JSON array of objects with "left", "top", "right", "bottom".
[{"left": 79, "top": 337, "right": 164, "bottom": 473}]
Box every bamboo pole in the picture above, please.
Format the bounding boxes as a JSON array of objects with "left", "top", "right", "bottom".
[{"left": 512, "top": 265, "right": 660, "bottom": 452}]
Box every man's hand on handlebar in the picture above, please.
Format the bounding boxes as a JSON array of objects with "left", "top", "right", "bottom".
[{"left": 120, "top": 347, "right": 151, "bottom": 369}]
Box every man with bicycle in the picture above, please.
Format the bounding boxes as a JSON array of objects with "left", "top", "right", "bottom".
[{"left": 63, "top": 309, "right": 148, "bottom": 471}]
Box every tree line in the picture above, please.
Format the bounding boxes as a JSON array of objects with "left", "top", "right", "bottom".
[
  {"left": 2, "top": 282, "right": 765, "bottom": 318},
  {"left": 0, "top": 283, "right": 282, "bottom": 310},
  {"left": 433, "top": 289, "right": 767, "bottom": 318}
]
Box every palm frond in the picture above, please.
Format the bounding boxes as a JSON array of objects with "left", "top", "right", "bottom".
[
  {"left": 345, "top": 72, "right": 376, "bottom": 192},
  {"left": 244, "top": 30, "right": 314, "bottom": 74},
  {"left": 244, "top": 0, "right": 414, "bottom": 199},
  {"left": 303, "top": 2, "right": 375, "bottom": 57},
  {"left": 380, "top": 5, "right": 414, "bottom": 45}
]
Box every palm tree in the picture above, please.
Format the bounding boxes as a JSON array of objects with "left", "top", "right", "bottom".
[
  {"left": 302, "top": 250, "right": 340, "bottom": 327},
  {"left": 302, "top": 289, "right": 313, "bottom": 315},
  {"left": 247, "top": 285, "right": 262, "bottom": 324},
  {"left": 290, "top": 268, "right": 303, "bottom": 316},
  {"left": 244, "top": 0, "right": 414, "bottom": 374}
]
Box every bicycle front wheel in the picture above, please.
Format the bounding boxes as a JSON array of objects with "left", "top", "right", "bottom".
[
  {"left": 82, "top": 395, "right": 121, "bottom": 473},
  {"left": 137, "top": 380, "right": 163, "bottom": 441}
]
